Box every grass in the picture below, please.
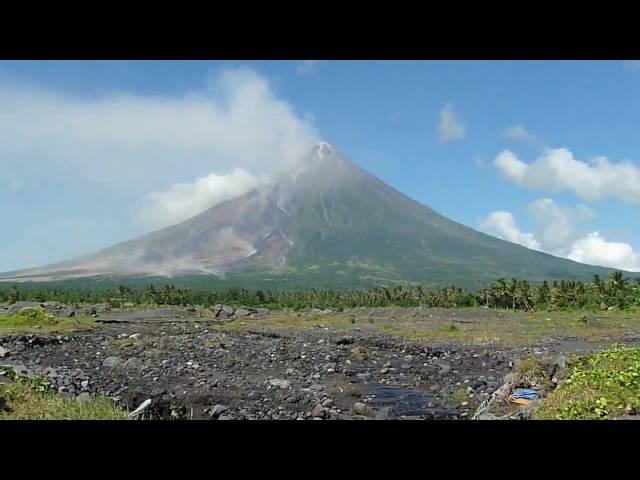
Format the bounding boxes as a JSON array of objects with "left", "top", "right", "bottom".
[
  {"left": 0, "top": 368, "right": 128, "bottom": 420},
  {"left": 215, "top": 307, "right": 640, "bottom": 347},
  {"left": 451, "top": 389, "right": 469, "bottom": 403},
  {"left": 535, "top": 345, "right": 640, "bottom": 420},
  {"left": 112, "top": 338, "right": 138, "bottom": 347},
  {"left": 0, "top": 307, "right": 96, "bottom": 334}
]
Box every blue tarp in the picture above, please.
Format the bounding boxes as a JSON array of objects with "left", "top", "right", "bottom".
[{"left": 511, "top": 388, "right": 540, "bottom": 400}]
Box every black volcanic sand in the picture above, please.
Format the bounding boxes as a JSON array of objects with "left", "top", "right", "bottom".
[{"left": 1, "top": 307, "right": 639, "bottom": 420}]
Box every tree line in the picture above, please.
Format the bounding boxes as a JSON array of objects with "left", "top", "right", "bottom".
[{"left": 1, "top": 271, "right": 639, "bottom": 312}]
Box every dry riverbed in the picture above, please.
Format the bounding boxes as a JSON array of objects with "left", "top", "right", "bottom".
[{"left": 1, "top": 306, "right": 639, "bottom": 420}]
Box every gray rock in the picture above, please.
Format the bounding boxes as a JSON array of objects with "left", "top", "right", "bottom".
[
  {"left": 80, "top": 306, "right": 97, "bottom": 315},
  {"left": 475, "top": 412, "right": 497, "bottom": 420},
  {"left": 308, "top": 383, "right": 324, "bottom": 392},
  {"left": 62, "top": 308, "right": 76, "bottom": 317},
  {"left": 43, "top": 303, "right": 63, "bottom": 313},
  {"left": 216, "top": 305, "right": 235, "bottom": 318},
  {"left": 209, "top": 404, "right": 229, "bottom": 418},
  {"left": 80, "top": 380, "right": 89, "bottom": 390},
  {"left": 0, "top": 347, "right": 8, "bottom": 358},
  {"left": 124, "top": 358, "right": 142, "bottom": 369},
  {"left": 375, "top": 407, "right": 395, "bottom": 420},
  {"left": 7, "top": 301, "right": 43, "bottom": 315},
  {"left": 311, "top": 404, "right": 326, "bottom": 418},
  {"left": 102, "top": 356, "right": 125, "bottom": 368},
  {"left": 352, "top": 401, "right": 374, "bottom": 417},
  {"left": 150, "top": 387, "right": 166, "bottom": 397},
  {"left": 218, "top": 414, "right": 235, "bottom": 420},
  {"left": 269, "top": 379, "right": 291, "bottom": 389},
  {"left": 436, "top": 362, "right": 451, "bottom": 375},
  {"left": 76, "top": 392, "right": 92, "bottom": 404},
  {"left": 234, "top": 308, "right": 251, "bottom": 317}
]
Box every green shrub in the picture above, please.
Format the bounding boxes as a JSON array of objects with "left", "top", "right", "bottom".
[
  {"left": 536, "top": 346, "right": 640, "bottom": 420},
  {"left": 6, "top": 307, "right": 57, "bottom": 326}
]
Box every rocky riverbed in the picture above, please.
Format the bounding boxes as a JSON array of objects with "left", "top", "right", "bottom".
[{"left": 1, "top": 306, "right": 638, "bottom": 420}]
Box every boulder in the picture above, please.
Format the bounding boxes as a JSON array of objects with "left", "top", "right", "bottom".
[
  {"left": 375, "top": 406, "right": 395, "bottom": 420},
  {"left": 76, "top": 393, "right": 93, "bottom": 404},
  {"left": 43, "top": 303, "right": 63, "bottom": 313},
  {"left": 311, "top": 404, "right": 327, "bottom": 418},
  {"left": 7, "top": 301, "right": 44, "bottom": 315},
  {"left": 102, "top": 356, "right": 125, "bottom": 368},
  {"left": 209, "top": 404, "right": 229, "bottom": 418},
  {"left": 269, "top": 379, "right": 291, "bottom": 389},
  {"left": 352, "top": 402, "right": 374, "bottom": 417},
  {"left": 124, "top": 358, "right": 142, "bottom": 369},
  {"left": 234, "top": 308, "right": 251, "bottom": 317},
  {"left": 215, "top": 305, "right": 235, "bottom": 318}
]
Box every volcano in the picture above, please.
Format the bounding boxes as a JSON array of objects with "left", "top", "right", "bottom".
[{"left": 0, "top": 143, "right": 614, "bottom": 289}]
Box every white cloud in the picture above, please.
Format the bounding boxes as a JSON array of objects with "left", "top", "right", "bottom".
[
  {"left": 0, "top": 67, "right": 319, "bottom": 227},
  {"left": 494, "top": 148, "right": 640, "bottom": 204},
  {"left": 502, "top": 125, "right": 545, "bottom": 149},
  {"left": 526, "top": 198, "right": 595, "bottom": 256},
  {"left": 438, "top": 104, "right": 465, "bottom": 144},
  {"left": 0, "top": 67, "right": 318, "bottom": 186},
  {"left": 568, "top": 232, "right": 640, "bottom": 271},
  {"left": 138, "top": 168, "right": 260, "bottom": 230},
  {"left": 479, "top": 198, "right": 640, "bottom": 271},
  {"left": 296, "top": 61, "right": 320, "bottom": 76},
  {"left": 478, "top": 211, "right": 541, "bottom": 250}
]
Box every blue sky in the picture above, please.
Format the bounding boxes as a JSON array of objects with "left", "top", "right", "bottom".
[{"left": 1, "top": 60, "right": 640, "bottom": 272}]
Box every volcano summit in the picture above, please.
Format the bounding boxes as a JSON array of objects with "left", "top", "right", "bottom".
[{"left": 0, "top": 143, "right": 614, "bottom": 288}]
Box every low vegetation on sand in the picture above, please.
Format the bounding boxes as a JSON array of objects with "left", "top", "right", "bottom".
[
  {"left": 0, "top": 307, "right": 95, "bottom": 334},
  {"left": 0, "top": 368, "right": 128, "bottom": 420},
  {"left": 536, "top": 346, "right": 640, "bottom": 420}
]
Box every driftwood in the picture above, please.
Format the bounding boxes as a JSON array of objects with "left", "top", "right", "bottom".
[{"left": 128, "top": 399, "right": 152, "bottom": 419}]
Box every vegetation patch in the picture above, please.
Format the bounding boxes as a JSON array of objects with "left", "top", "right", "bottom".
[
  {"left": 112, "top": 338, "right": 138, "bottom": 347},
  {"left": 514, "top": 358, "right": 548, "bottom": 388},
  {"left": 451, "top": 389, "right": 468, "bottom": 403},
  {"left": 535, "top": 346, "right": 640, "bottom": 420},
  {"left": 0, "top": 368, "right": 128, "bottom": 420},
  {"left": 0, "top": 307, "right": 95, "bottom": 334}
]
